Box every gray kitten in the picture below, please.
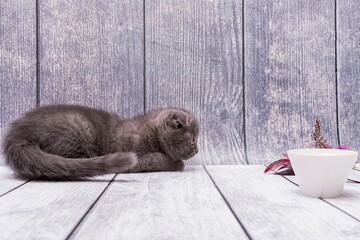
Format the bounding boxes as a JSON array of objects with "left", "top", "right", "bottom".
[{"left": 2, "top": 105, "right": 199, "bottom": 180}]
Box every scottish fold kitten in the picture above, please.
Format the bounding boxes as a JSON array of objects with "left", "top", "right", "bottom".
[{"left": 2, "top": 105, "right": 199, "bottom": 180}]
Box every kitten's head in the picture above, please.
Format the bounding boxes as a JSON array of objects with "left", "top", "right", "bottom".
[{"left": 155, "top": 109, "right": 199, "bottom": 161}]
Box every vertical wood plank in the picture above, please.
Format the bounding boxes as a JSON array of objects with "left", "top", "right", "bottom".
[
  {"left": 39, "top": 0, "right": 144, "bottom": 117},
  {"left": 245, "top": 1, "right": 338, "bottom": 164},
  {"left": 146, "top": 0, "right": 246, "bottom": 164},
  {"left": 337, "top": 0, "right": 360, "bottom": 155},
  {"left": 206, "top": 165, "right": 360, "bottom": 239},
  {"left": 0, "top": 167, "right": 28, "bottom": 196},
  {"left": 0, "top": 0, "right": 37, "bottom": 165},
  {"left": 285, "top": 169, "right": 360, "bottom": 221},
  {"left": 69, "top": 167, "right": 249, "bottom": 239},
  {"left": 0, "top": 175, "right": 114, "bottom": 239}
]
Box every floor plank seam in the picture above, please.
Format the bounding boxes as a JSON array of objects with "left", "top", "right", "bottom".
[
  {"left": 65, "top": 174, "right": 117, "bottom": 240},
  {"left": 264, "top": 163, "right": 300, "bottom": 187},
  {"left": 0, "top": 179, "right": 32, "bottom": 198},
  {"left": 280, "top": 175, "right": 299, "bottom": 186},
  {"left": 202, "top": 165, "right": 253, "bottom": 240},
  {"left": 320, "top": 199, "right": 360, "bottom": 223},
  {"left": 281, "top": 174, "right": 360, "bottom": 223}
]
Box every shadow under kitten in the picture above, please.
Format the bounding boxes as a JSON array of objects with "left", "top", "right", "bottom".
[{"left": 2, "top": 105, "right": 199, "bottom": 180}]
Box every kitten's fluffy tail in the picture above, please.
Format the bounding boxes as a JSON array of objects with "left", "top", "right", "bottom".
[{"left": 3, "top": 143, "right": 137, "bottom": 180}]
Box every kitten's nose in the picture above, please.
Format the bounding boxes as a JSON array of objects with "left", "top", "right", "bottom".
[{"left": 194, "top": 146, "right": 199, "bottom": 153}]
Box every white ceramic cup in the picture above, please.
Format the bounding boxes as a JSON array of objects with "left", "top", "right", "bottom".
[{"left": 287, "top": 148, "right": 358, "bottom": 198}]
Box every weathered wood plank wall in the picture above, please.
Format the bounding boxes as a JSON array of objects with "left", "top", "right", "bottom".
[
  {"left": 337, "top": 0, "right": 360, "bottom": 153},
  {"left": 1, "top": 0, "right": 359, "bottom": 165},
  {"left": 39, "top": 0, "right": 144, "bottom": 117},
  {"left": 245, "top": 1, "right": 338, "bottom": 163},
  {"left": 146, "top": 0, "right": 246, "bottom": 165},
  {"left": 0, "top": 1, "right": 37, "bottom": 134}
]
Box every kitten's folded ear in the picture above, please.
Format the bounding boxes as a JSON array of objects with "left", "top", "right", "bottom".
[{"left": 166, "top": 114, "right": 188, "bottom": 130}]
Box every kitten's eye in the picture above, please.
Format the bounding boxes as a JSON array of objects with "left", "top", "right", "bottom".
[
  {"left": 173, "top": 121, "right": 183, "bottom": 130},
  {"left": 171, "top": 121, "right": 183, "bottom": 130}
]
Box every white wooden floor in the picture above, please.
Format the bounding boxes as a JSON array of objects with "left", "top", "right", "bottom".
[{"left": 0, "top": 165, "right": 360, "bottom": 240}]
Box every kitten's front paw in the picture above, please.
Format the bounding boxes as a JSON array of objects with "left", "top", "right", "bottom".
[
  {"left": 113, "top": 152, "right": 138, "bottom": 171},
  {"left": 125, "top": 152, "right": 138, "bottom": 168},
  {"left": 173, "top": 160, "right": 185, "bottom": 171}
]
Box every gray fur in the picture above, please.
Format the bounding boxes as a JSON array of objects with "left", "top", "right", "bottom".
[{"left": 2, "top": 105, "right": 199, "bottom": 180}]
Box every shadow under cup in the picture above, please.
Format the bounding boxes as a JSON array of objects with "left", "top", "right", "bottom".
[{"left": 287, "top": 149, "right": 358, "bottom": 198}]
